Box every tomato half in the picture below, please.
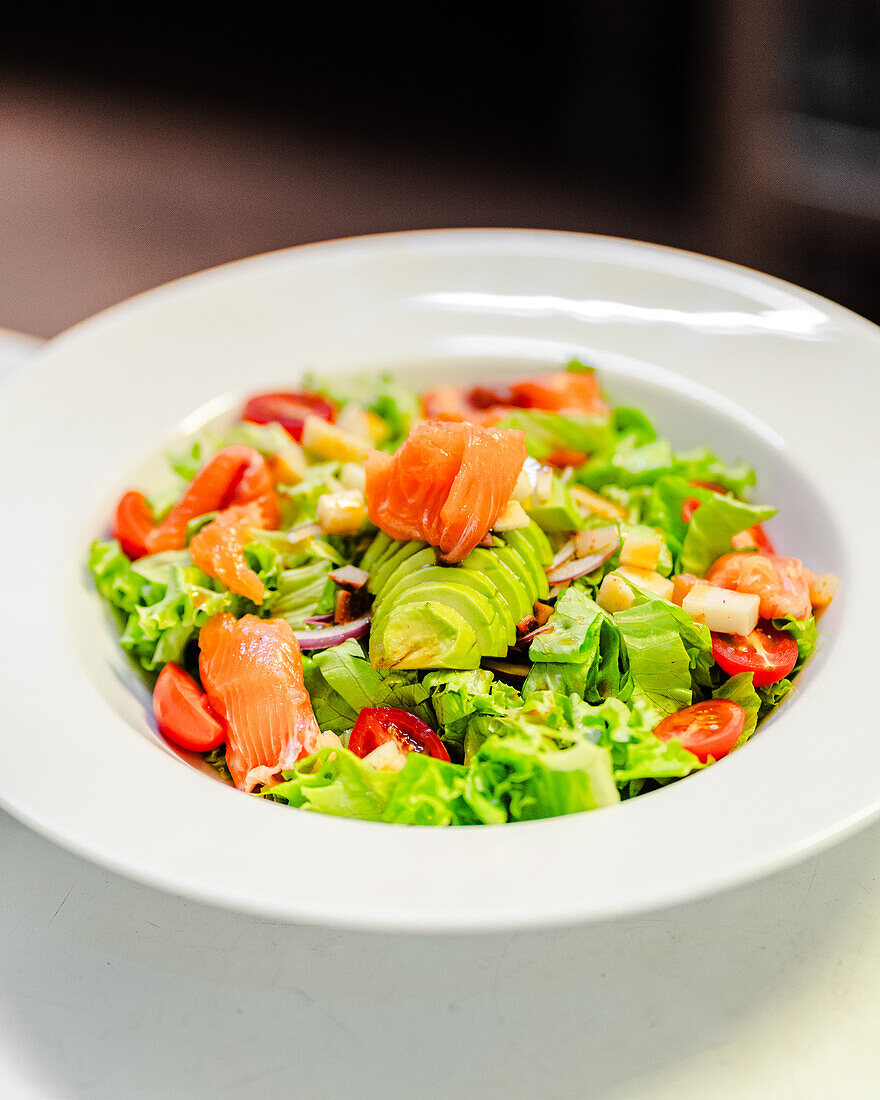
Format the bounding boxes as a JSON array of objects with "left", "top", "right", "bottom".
[
  {"left": 113, "top": 490, "right": 155, "bottom": 559},
  {"left": 153, "top": 662, "right": 226, "bottom": 752},
  {"left": 681, "top": 496, "right": 701, "bottom": 523},
  {"left": 712, "top": 626, "right": 798, "bottom": 687},
  {"left": 348, "top": 707, "right": 450, "bottom": 761},
  {"left": 654, "top": 699, "right": 745, "bottom": 763},
  {"left": 242, "top": 391, "right": 335, "bottom": 441}
]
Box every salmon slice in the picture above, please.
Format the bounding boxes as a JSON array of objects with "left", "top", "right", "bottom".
[
  {"left": 365, "top": 421, "right": 527, "bottom": 563},
  {"left": 707, "top": 553, "right": 812, "bottom": 620},
  {"left": 145, "top": 445, "right": 279, "bottom": 554},
  {"left": 190, "top": 503, "right": 267, "bottom": 604},
  {"left": 199, "top": 614, "right": 323, "bottom": 791}
]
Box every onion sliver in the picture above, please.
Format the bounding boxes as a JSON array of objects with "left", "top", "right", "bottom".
[
  {"left": 546, "top": 545, "right": 616, "bottom": 584},
  {"left": 294, "top": 613, "right": 371, "bottom": 650}
]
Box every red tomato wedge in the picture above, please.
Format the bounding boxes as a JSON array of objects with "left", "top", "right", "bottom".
[
  {"left": 199, "top": 614, "right": 322, "bottom": 791},
  {"left": 712, "top": 626, "right": 798, "bottom": 686},
  {"left": 113, "top": 490, "right": 155, "bottom": 559},
  {"left": 145, "top": 445, "right": 279, "bottom": 554},
  {"left": 153, "top": 662, "right": 226, "bottom": 752},
  {"left": 242, "top": 391, "right": 335, "bottom": 441},
  {"left": 681, "top": 496, "right": 701, "bottom": 523},
  {"left": 189, "top": 502, "right": 268, "bottom": 603},
  {"left": 365, "top": 420, "right": 527, "bottom": 563},
  {"left": 348, "top": 707, "right": 450, "bottom": 762},
  {"left": 654, "top": 699, "right": 745, "bottom": 763}
]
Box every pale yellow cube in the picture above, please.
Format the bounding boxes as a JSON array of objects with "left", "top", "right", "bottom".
[
  {"left": 682, "top": 584, "right": 760, "bottom": 635},
  {"left": 619, "top": 531, "right": 662, "bottom": 571},
  {"left": 597, "top": 572, "right": 637, "bottom": 614},
  {"left": 616, "top": 566, "right": 675, "bottom": 601},
  {"left": 316, "top": 489, "right": 367, "bottom": 535},
  {"left": 302, "top": 416, "right": 369, "bottom": 463},
  {"left": 492, "top": 499, "right": 531, "bottom": 531}
]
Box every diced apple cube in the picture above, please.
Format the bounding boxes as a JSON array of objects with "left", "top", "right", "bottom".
[
  {"left": 682, "top": 584, "right": 760, "bottom": 635},
  {"left": 619, "top": 531, "right": 662, "bottom": 571},
  {"left": 575, "top": 524, "right": 619, "bottom": 559},
  {"left": 340, "top": 461, "right": 366, "bottom": 492},
  {"left": 361, "top": 740, "right": 408, "bottom": 772},
  {"left": 597, "top": 572, "right": 637, "bottom": 614},
  {"left": 316, "top": 489, "right": 367, "bottom": 535},
  {"left": 302, "top": 416, "right": 369, "bottom": 463},
  {"left": 269, "top": 444, "right": 308, "bottom": 485},
  {"left": 492, "top": 499, "right": 531, "bottom": 531},
  {"left": 809, "top": 572, "right": 839, "bottom": 610},
  {"left": 616, "top": 566, "right": 675, "bottom": 601},
  {"left": 534, "top": 467, "right": 554, "bottom": 504},
  {"left": 511, "top": 466, "right": 533, "bottom": 503},
  {"left": 731, "top": 529, "right": 758, "bottom": 550}
]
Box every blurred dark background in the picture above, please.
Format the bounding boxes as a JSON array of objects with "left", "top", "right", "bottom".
[{"left": 0, "top": 1, "right": 876, "bottom": 336}]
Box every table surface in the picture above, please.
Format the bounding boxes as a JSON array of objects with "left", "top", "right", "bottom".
[{"left": 3, "top": 333, "right": 880, "bottom": 1100}]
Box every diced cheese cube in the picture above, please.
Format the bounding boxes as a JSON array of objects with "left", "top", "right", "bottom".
[
  {"left": 597, "top": 572, "right": 637, "bottom": 614},
  {"left": 316, "top": 489, "right": 367, "bottom": 535},
  {"left": 335, "top": 403, "right": 373, "bottom": 441},
  {"left": 492, "top": 499, "right": 531, "bottom": 531},
  {"left": 575, "top": 524, "right": 619, "bottom": 559},
  {"left": 809, "top": 572, "right": 839, "bottom": 610},
  {"left": 340, "top": 461, "right": 366, "bottom": 492},
  {"left": 619, "top": 531, "right": 662, "bottom": 571},
  {"left": 682, "top": 584, "right": 760, "bottom": 635},
  {"left": 302, "top": 416, "right": 369, "bottom": 463},
  {"left": 269, "top": 444, "right": 308, "bottom": 485},
  {"left": 616, "top": 566, "right": 675, "bottom": 601},
  {"left": 569, "top": 486, "right": 626, "bottom": 520},
  {"left": 731, "top": 529, "right": 758, "bottom": 550}
]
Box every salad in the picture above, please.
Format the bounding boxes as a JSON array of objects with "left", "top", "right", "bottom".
[{"left": 89, "top": 363, "right": 839, "bottom": 825}]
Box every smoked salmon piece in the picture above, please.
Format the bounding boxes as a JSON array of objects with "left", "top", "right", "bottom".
[
  {"left": 707, "top": 553, "right": 812, "bottom": 620},
  {"left": 365, "top": 421, "right": 527, "bottom": 564},
  {"left": 189, "top": 503, "right": 267, "bottom": 604},
  {"left": 198, "top": 614, "right": 323, "bottom": 791},
  {"left": 422, "top": 371, "right": 609, "bottom": 426},
  {"left": 145, "top": 445, "right": 279, "bottom": 554}
]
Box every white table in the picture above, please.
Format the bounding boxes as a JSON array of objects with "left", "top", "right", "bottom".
[{"left": 2, "top": 333, "right": 879, "bottom": 1099}]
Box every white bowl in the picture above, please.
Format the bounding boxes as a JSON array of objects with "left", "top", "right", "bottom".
[{"left": 0, "top": 230, "right": 876, "bottom": 931}]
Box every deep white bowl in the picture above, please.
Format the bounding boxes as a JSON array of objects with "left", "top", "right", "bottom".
[{"left": 0, "top": 230, "right": 875, "bottom": 931}]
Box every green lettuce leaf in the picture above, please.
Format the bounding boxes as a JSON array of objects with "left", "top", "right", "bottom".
[
  {"left": 495, "top": 409, "right": 612, "bottom": 461},
  {"left": 307, "top": 373, "right": 420, "bottom": 452},
  {"left": 679, "top": 495, "right": 776, "bottom": 576},
  {"left": 263, "top": 746, "right": 398, "bottom": 820},
  {"left": 713, "top": 672, "right": 762, "bottom": 747},
  {"left": 422, "top": 669, "right": 521, "bottom": 759},
  {"left": 614, "top": 601, "right": 695, "bottom": 716},
  {"left": 772, "top": 615, "right": 818, "bottom": 674}
]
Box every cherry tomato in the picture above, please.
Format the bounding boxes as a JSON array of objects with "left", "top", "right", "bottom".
[
  {"left": 712, "top": 626, "right": 798, "bottom": 687},
  {"left": 681, "top": 496, "right": 702, "bottom": 523},
  {"left": 153, "top": 662, "right": 226, "bottom": 752},
  {"left": 654, "top": 699, "right": 745, "bottom": 763},
  {"left": 113, "top": 490, "right": 155, "bottom": 559},
  {"left": 242, "top": 392, "right": 335, "bottom": 441},
  {"left": 348, "top": 707, "right": 450, "bottom": 761}
]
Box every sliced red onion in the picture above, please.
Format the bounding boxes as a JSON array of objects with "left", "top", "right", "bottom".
[
  {"left": 328, "top": 564, "right": 370, "bottom": 589},
  {"left": 550, "top": 540, "right": 576, "bottom": 570},
  {"left": 303, "top": 613, "right": 334, "bottom": 626},
  {"left": 516, "top": 625, "right": 553, "bottom": 646},
  {"left": 294, "top": 613, "right": 371, "bottom": 650},
  {"left": 546, "top": 545, "right": 617, "bottom": 585}
]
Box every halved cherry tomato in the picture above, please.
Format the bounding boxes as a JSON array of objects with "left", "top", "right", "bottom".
[
  {"left": 113, "top": 490, "right": 155, "bottom": 559},
  {"left": 348, "top": 706, "right": 450, "bottom": 761},
  {"left": 242, "top": 391, "right": 336, "bottom": 441},
  {"left": 654, "top": 699, "right": 745, "bottom": 763},
  {"left": 681, "top": 496, "right": 702, "bottom": 523},
  {"left": 153, "top": 662, "right": 226, "bottom": 752},
  {"left": 712, "top": 626, "right": 798, "bottom": 687}
]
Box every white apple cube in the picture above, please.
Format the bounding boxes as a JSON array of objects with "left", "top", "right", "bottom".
[
  {"left": 619, "top": 531, "right": 662, "bottom": 571},
  {"left": 616, "top": 567, "right": 675, "bottom": 602},
  {"left": 597, "top": 572, "right": 637, "bottom": 614}
]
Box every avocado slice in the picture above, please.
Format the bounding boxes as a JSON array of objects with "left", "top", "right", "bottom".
[
  {"left": 359, "top": 530, "right": 395, "bottom": 575},
  {"left": 372, "top": 581, "right": 509, "bottom": 657},
  {"left": 369, "top": 540, "right": 429, "bottom": 594},
  {"left": 518, "top": 520, "right": 554, "bottom": 567},
  {"left": 374, "top": 546, "right": 438, "bottom": 599},
  {"left": 525, "top": 479, "right": 582, "bottom": 532},
  {"left": 370, "top": 602, "right": 481, "bottom": 670},
  {"left": 459, "top": 547, "right": 532, "bottom": 624},
  {"left": 377, "top": 564, "right": 516, "bottom": 645},
  {"left": 489, "top": 544, "right": 541, "bottom": 606},
  {"left": 499, "top": 529, "right": 550, "bottom": 600}
]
